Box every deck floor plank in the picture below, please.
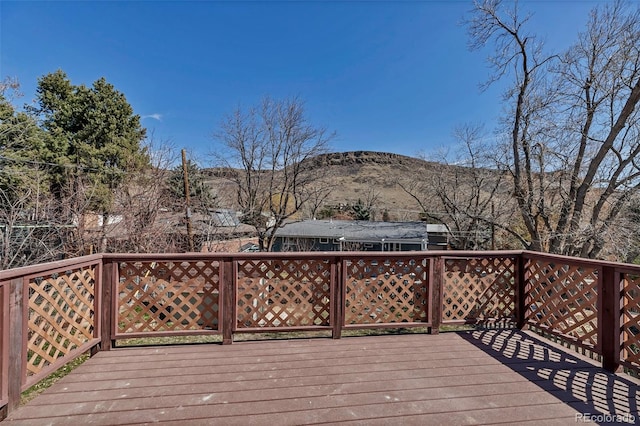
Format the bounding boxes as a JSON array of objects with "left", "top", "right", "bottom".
[{"left": 5, "top": 329, "right": 639, "bottom": 425}]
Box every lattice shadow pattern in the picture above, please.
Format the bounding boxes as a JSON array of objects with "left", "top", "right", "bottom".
[
  {"left": 524, "top": 259, "right": 598, "bottom": 348},
  {"left": 118, "top": 261, "right": 220, "bottom": 333},
  {"left": 236, "top": 259, "right": 331, "bottom": 328},
  {"left": 27, "top": 265, "right": 97, "bottom": 376},
  {"left": 344, "top": 258, "right": 429, "bottom": 325},
  {"left": 442, "top": 257, "right": 515, "bottom": 324},
  {"left": 621, "top": 273, "right": 640, "bottom": 368}
]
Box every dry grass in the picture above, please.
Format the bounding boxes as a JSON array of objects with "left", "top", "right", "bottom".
[
  {"left": 206, "top": 151, "right": 438, "bottom": 221},
  {"left": 21, "top": 354, "right": 90, "bottom": 405}
]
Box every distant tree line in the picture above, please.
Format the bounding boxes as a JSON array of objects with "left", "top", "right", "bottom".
[
  {"left": 0, "top": 70, "right": 223, "bottom": 268},
  {"left": 0, "top": 71, "right": 152, "bottom": 268}
]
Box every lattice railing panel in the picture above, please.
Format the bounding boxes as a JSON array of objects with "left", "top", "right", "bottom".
[
  {"left": 344, "top": 257, "right": 428, "bottom": 325},
  {"left": 524, "top": 258, "right": 598, "bottom": 348},
  {"left": 118, "top": 261, "right": 220, "bottom": 333},
  {"left": 621, "top": 273, "right": 640, "bottom": 367},
  {"left": 442, "top": 257, "right": 515, "bottom": 323},
  {"left": 236, "top": 259, "right": 331, "bottom": 328},
  {"left": 27, "top": 265, "right": 97, "bottom": 376}
]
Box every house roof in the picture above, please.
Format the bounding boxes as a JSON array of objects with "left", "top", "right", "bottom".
[
  {"left": 85, "top": 209, "right": 255, "bottom": 239},
  {"left": 274, "top": 220, "right": 430, "bottom": 242},
  {"left": 208, "top": 209, "right": 241, "bottom": 227}
]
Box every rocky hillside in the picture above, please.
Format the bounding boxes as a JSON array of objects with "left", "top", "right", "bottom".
[{"left": 206, "top": 151, "right": 444, "bottom": 221}]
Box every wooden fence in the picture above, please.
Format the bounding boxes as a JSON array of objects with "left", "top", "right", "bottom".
[{"left": 0, "top": 250, "right": 637, "bottom": 418}]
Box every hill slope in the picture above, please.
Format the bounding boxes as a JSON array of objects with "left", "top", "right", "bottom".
[{"left": 205, "top": 151, "right": 443, "bottom": 221}]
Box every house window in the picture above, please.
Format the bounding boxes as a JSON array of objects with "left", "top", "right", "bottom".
[{"left": 319, "top": 237, "right": 329, "bottom": 244}]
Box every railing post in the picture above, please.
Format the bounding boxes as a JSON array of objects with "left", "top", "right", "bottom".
[
  {"left": 0, "top": 284, "right": 7, "bottom": 421},
  {"left": 222, "top": 258, "right": 234, "bottom": 345},
  {"left": 7, "top": 277, "right": 25, "bottom": 414},
  {"left": 100, "top": 261, "right": 115, "bottom": 351},
  {"left": 332, "top": 257, "right": 342, "bottom": 340},
  {"left": 600, "top": 266, "right": 621, "bottom": 373},
  {"left": 429, "top": 257, "right": 443, "bottom": 334},
  {"left": 515, "top": 254, "right": 527, "bottom": 329}
]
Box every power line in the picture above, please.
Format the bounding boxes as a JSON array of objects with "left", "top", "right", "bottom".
[{"left": 0, "top": 155, "right": 121, "bottom": 174}]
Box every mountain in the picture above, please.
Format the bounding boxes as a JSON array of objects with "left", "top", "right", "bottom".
[{"left": 204, "top": 151, "right": 444, "bottom": 221}]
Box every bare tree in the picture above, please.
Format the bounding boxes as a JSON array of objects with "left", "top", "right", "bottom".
[
  {"left": 213, "top": 96, "right": 334, "bottom": 251},
  {"left": 468, "top": 0, "right": 640, "bottom": 258},
  {"left": 280, "top": 237, "right": 318, "bottom": 252},
  {"left": 112, "top": 140, "right": 183, "bottom": 253},
  {"left": 399, "top": 124, "right": 516, "bottom": 250},
  {"left": 613, "top": 196, "right": 640, "bottom": 263},
  {"left": 351, "top": 187, "right": 380, "bottom": 221},
  {"left": 301, "top": 176, "right": 336, "bottom": 220},
  {"left": 0, "top": 188, "right": 69, "bottom": 270},
  {"left": 341, "top": 240, "right": 365, "bottom": 252}
]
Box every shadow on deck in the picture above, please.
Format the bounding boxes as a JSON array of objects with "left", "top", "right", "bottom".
[
  {"left": 4, "top": 330, "right": 639, "bottom": 425},
  {"left": 460, "top": 329, "right": 639, "bottom": 425}
]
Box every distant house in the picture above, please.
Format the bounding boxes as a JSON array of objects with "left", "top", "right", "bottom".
[
  {"left": 271, "top": 220, "right": 449, "bottom": 252},
  {"left": 85, "top": 208, "right": 256, "bottom": 253}
]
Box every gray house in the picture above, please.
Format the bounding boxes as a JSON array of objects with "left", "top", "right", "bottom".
[{"left": 272, "top": 220, "right": 449, "bottom": 252}]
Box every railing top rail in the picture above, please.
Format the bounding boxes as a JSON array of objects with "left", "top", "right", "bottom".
[
  {"left": 521, "top": 250, "right": 640, "bottom": 272},
  {"left": 2, "top": 249, "right": 637, "bottom": 278},
  {"left": 439, "top": 250, "right": 522, "bottom": 259},
  {"left": 0, "top": 254, "right": 103, "bottom": 281},
  {"left": 104, "top": 251, "right": 436, "bottom": 262},
  {"left": 103, "top": 249, "right": 526, "bottom": 263}
]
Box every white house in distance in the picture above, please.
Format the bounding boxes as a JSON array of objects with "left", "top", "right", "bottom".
[{"left": 271, "top": 220, "right": 449, "bottom": 252}]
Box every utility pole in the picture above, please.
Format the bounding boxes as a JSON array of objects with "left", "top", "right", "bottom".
[
  {"left": 182, "top": 149, "right": 195, "bottom": 252},
  {"left": 491, "top": 202, "right": 496, "bottom": 251}
]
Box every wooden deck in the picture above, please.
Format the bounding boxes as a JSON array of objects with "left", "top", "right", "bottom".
[{"left": 4, "top": 329, "right": 639, "bottom": 425}]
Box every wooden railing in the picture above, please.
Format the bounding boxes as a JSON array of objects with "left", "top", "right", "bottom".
[
  {"left": 0, "top": 255, "right": 103, "bottom": 417},
  {"left": 0, "top": 250, "right": 637, "bottom": 418}
]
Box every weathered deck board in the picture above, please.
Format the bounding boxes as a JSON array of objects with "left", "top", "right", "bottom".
[{"left": 5, "top": 330, "right": 639, "bottom": 425}]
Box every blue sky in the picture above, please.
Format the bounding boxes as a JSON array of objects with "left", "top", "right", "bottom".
[{"left": 1, "top": 1, "right": 602, "bottom": 161}]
